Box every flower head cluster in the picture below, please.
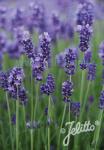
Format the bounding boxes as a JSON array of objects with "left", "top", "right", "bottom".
[
  {"left": 21, "top": 30, "right": 35, "bottom": 58},
  {"left": 11, "top": 8, "right": 25, "bottom": 29},
  {"left": 87, "top": 63, "right": 96, "bottom": 81},
  {"left": 99, "top": 90, "right": 104, "bottom": 109},
  {"left": 0, "top": 67, "right": 27, "bottom": 105},
  {"left": 80, "top": 49, "right": 92, "bottom": 70},
  {"left": 31, "top": 53, "right": 46, "bottom": 81},
  {"left": 62, "top": 81, "right": 73, "bottom": 102},
  {"left": 28, "top": 3, "right": 46, "bottom": 32},
  {"left": 78, "top": 25, "right": 93, "bottom": 52},
  {"left": 0, "top": 71, "right": 9, "bottom": 90},
  {"left": 77, "top": 2, "right": 94, "bottom": 27},
  {"left": 39, "top": 32, "right": 51, "bottom": 62},
  {"left": 64, "top": 48, "right": 77, "bottom": 75},
  {"left": 0, "top": 7, "right": 7, "bottom": 29},
  {"left": 70, "top": 101, "right": 80, "bottom": 116},
  {"left": 98, "top": 41, "right": 104, "bottom": 65},
  {"left": 40, "top": 74, "right": 55, "bottom": 95},
  {"left": 56, "top": 52, "right": 65, "bottom": 68},
  {"left": 77, "top": 2, "right": 94, "bottom": 52}
]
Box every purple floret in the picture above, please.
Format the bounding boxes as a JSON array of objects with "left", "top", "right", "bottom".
[
  {"left": 40, "top": 74, "right": 55, "bottom": 95},
  {"left": 62, "top": 81, "right": 73, "bottom": 102},
  {"left": 99, "top": 90, "right": 104, "bottom": 109}
]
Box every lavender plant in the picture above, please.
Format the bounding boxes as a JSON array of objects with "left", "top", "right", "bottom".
[{"left": 0, "top": 0, "right": 104, "bottom": 150}]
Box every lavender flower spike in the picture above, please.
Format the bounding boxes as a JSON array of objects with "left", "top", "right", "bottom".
[
  {"left": 87, "top": 63, "right": 96, "bottom": 81},
  {"left": 21, "top": 30, "right": 35, "bottom": 58},
  {"left": 98, "top": 41, "right": 104, "bottom": 65},
  {"left": 39, "top": 32, "right": 51, "bottom": 62},
  {"left": 62, "top": 81, "right": 73, "bottom": 102},
  {"left": 40, "top": 74, "right": 55, "bottom": 95},
  {"left": 99, "top": 90, "right": 104, "bottom": 109}
]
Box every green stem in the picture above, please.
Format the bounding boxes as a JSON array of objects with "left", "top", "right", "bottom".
[
  {"left": 80, "top": 70, "right": 86, "bottom": 105},
  {"left": 6, "top": 93, "right": 14, "bottom": 150},
  {"left": 48, "top": 96, "right": 51, "bottom": 150},
  {"left": 57, "top": 103, "right": 67, "bottom": 150},
  {"left": 23, "top": 106, "right": 27, "bottom": 150},
  {"left": 34, "top": 82, "right": 39, "bottom": 120},
  {"left": 91, "top": 86, "right": 104, "bottom": 150},
  {"left": 74, "top": 81, "right": 91, "bottom": 150},
  {"left": 91, "top": 110, "right": 103, "bottom": 150},
  {"left": 30, "top": 71, "right": 34, "bottom": 150},
  {"left": 16, "top": 89, "right": 19, "bottom": 150}
]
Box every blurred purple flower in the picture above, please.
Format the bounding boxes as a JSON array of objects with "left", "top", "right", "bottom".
[
  {"left": 87, "top": 63, "right": 96, "bottom": 81},
  {"left": 99, "top": 90, "right": 104, "bottom": 109},
  {"left": 62, "top": 80, "right": 73, "bottom": 102},
  {"left": 40, "top": 74, "right": 55, "bottom": 95}
]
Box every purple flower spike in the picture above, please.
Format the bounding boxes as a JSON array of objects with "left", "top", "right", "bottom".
[
  {"left": 31, "top": 53, "right": 46, "bottom": 81},
  {"left": 98, "top": 41, "right": 104, "bottom": 65},
  {"left": 70, "top": 101, "right": 80, "bottom": 116},
  {"left": 56, "top": 52, "right": 65, "bottom": 68},
  {"left": 79, "top": 25, "right": 93, "bottom": 52},
  {"left": 77, "top": 2, "right": 94, "bottom": 27},
  {"left": 99, "top": 90, "right": 104, "bottom": 109},
  {"left": 8, "top": 67, "right": 24, "bottom": 88},
  {"left": 84, "top": 49, "right": 92, "bottom": 63},
  {"left": 64, "top": 48, "right": 77, "bottom": 75},
  {"left": 87, "top": 63, "right": 96, "bottom": 81},
  {"left": 62, "top": 81, "right": 73, "bottom": 102},
  {"left": 39, "top": 32, "right": 51, "bottom": 62},
  {"left": 21, "top": 30, "right": 35, "bottom": 58},
  {"left": 77, "top": 1, "right": 94, "bottom": 52},
  {"left": 40, "top": 74, "right": 55, "bottom": 95},
  {"left": 0, "top": 71, "right": 8, "bottom": 90}
]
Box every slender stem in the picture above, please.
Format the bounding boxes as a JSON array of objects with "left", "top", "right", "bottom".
[
  {"left": 80, "top": 70, "right": 86, "bottom": 105},
  {"left": 23, "top": 106, "right": 27, "bottom": 150},
  {"left": 80, "top": 81, "right": 91, "bottom": 121},
  {"left": 30, "top": 71, "right": 34, "bottom": 150},
  {"left": 91, "top": 86, "right": 104, "bottom": 149},
  {"left": 91, "top": 110, "right": 103, "bottom": 150},
  {"left": 48, "top": 96, "right": 51, "bottom": 150},
  {"left": 74, "top": 81, "right": 91, "bottom": 150},
  {"left": 34, "top": 82, "right": 39, "bottom": 120},
  {"left": 16, "top": 87, "right": 19, "bottom": 150},
  {"left": 57, "top": 103, "right": 67, "bottom": 150},
  {"left": 6, "top": 93, "right": 14, "bottom": 150}
]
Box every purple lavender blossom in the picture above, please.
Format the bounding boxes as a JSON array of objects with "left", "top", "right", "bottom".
[
  {"left": 8, "top": 67, "right": 24, "bottom": 88},
  {"left": 70, "top": 101, "right": 80, "bottom": 116},
  {"left": 31, "top": 53, "right": 46, "bottom": 81},
  {"left": 21, "top": 30, "right": 35, "bottom": 58},
  {"left": 84, "top": 49, "right": 92, "bottom": 63},
  {"left": 77, "top": 1, "right": 94, "bottom": 52},
  {"left": 64, "top": 48, "right": 77, "bottom": 75},
  {"left": 0, "top": 71, "right": 8, "bottom": 90},
  {"left": 7, "top": 40, "right": 24, "bottom": 59},
  {"left": 11, "top": 8, "right": 25, "bottom": 29},
  {"left": 102, "top": 69, "right": 104, "bottom": 85},
  {"left": 98, "top": 41, "right": 104, "bottom": 65},
  {"left": 40, "top": 74, "right": 55, "bottom": 95},
  {"left": 0, "top": 7, "right": 7, "bottom": 29},
  {"left": 56, "top": 52, "right": 65, "bottom": 68},
  {"left": 87, "top": 63, "right": 96, "bottom": 81},
  {"left": 99, "top": 90, "right": 104, "bottom": 109},
  {"left": 27, "top": 3, "right": 46, "bottom": 33},
  {"left": 39, "top": 32, "right": 51, "bottom": 62},
  {"left": 77, "top": 2, "right": 94, "bottom": 27},
  {"left": 62, "top": 81, "right": 73, "bottom": 102},
  {"left": 78, "top": 25, "right": 93, "bottom": 52}
]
